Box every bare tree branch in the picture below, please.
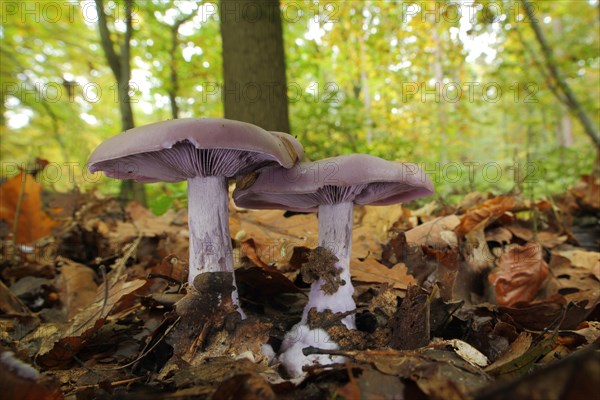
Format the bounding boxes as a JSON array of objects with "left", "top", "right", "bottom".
[
  {"left": 167, "top": 13, "right": 194, "bottom": 119},
  {"left": 93, "top": 0, "right": 145, "bottom": 204},
  {"left": 94, "top": 0, "right": 121, "bottom": 79},
  {"left": 521, "top": 0, "right": 600, "bottom": 147}
]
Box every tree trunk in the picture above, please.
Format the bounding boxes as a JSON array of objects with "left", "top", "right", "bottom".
[
  {"left": 220, "top": 0, "right": 290, "bottom": 132},
  {"left": 168, "top": 23, "right": 180, "bottom": 120},
  {"left": 94, "top": 0, "right": 146, "bottom": 205},
  {"left": 359, "top": 35, "right": 373, "bottom": 145},
  {"left": 432, "top": 28, "right": 448, "bottom": 163},
  {"left": 166, "top": 15, "right": 194, "bottom": 119}
]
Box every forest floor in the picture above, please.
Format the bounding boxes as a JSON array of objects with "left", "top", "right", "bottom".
[{"left": 0, "top": 171, "right": 598, "bottom": 400}]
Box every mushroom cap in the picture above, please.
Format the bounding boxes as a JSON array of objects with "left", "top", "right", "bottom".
[
  {"left": 87, "top": 118, "right": 303, "bottom": 182},
  {"left": 269, "top": 131, "right": 305, "bottom": 162},
  {"left": 233, "top": 154, "right": 435, "bottom": 211}
]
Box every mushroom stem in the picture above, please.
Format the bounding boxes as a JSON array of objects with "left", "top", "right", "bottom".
[
  {"left": 187, "top": 176, "right": 244, "bottom": 316},
  {"left": 302, "top": 201, "right": 356, "bottom": 329}
]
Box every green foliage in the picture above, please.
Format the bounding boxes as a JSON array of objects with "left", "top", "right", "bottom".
[{"left": 1, "top": 0, "right": 598, "bottom": 211}]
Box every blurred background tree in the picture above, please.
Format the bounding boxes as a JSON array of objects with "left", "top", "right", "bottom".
[{"left": 1, "top": 0, "right": 598, "bottom": 209}]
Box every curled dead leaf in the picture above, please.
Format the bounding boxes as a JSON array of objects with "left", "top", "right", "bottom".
[
  {"left": 351, "top": 259, "right": 415, "bottom": 290},
  {"left": 0, "top": 172, "right": 59, "bottom": 244},
  {"left": 489, "top": 242, "right": 549, "bottom": 307},
  {"left": 455, "top": 196, "right": 516, "bottom": 237}
]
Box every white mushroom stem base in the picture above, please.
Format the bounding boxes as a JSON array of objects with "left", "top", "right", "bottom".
[
  {"left": 187, "top": 176, "right": 244, "bottom": 317},
  {"left": 303, "top": 202, "right": 356, "bottom": 329},
  {"left": 279, "top": 201, "right": 356, "bottom": 377},
  {"left": 278, "top": 324, "right": 343, "bottom": 378}
]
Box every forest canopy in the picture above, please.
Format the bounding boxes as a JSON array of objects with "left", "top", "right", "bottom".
[{"left": 1, "top": 0, "right": 599, "bottom": 207}]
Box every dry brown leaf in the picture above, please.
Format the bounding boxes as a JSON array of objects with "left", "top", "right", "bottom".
[
  {"left": 230, "top": 209, "right": 318, "bottom": 266},
  {"left": 235, "top": 265, "right": 302, "bottom": 297},
  {"left": 230, "top": 205, "right": 409, "bottom": 268},
  {"left": 457, "top": 192, "right": 490, "bottom": 211},
  {"left": 390, "top": 285, "right": 430, "bottom": 350},
  {"left": 485, "top": 227, "right": 512, "bottom": 244},
  {"left": 352, "top": 348, "right": 490, "bottom": 399},
  {"left": 0, "top": 172, "right": 59, "bottom": 243},
  {"left": 550, "top": 252, "right": 600, "bottom": 321},
  {"left": 0, "top": 279, "right": 35, "bottom": 317},
  {"left": 555, "top": 249, "right": 600, "bottom": 279},
  {"left": 484, "top": 332, "right": 533, "bottom": 374},
  {"left": 506, "top": 222, "right": 567, "bottom": 249},
  {"left": 338, "top": 366, "right": 402, "bottom": 400},
  {"left": 464, "top": 223, "right": 496, "bottom": 271},
  {"left": 405, "top": 215, "right": 460, "bottom": 248},
  {"left": 352, "top": 224, "right": 386, "bottom": 260},
  {"left": 351, "top": 259, "right": 415, "bottom": 289},
  {"left": 127, "top": 202, "right": 180, "bottom": 236},
  {"left": 489, "top": 242, "right": 549, "bottom": 307},
  {"left": 212, "top": 372, "right": 276, "bottom": 400},
  {"left": 36, "top": 276, "right": 145, "bottom": 368},
  {"left": 570, "top": 175, "right": 600, "bottom": 210},
  {"left": 455, "top": 196, "right": 516, "bottom": 236},
  {"left": 56, "top": 258, "right": 98, "bottom": 321}
]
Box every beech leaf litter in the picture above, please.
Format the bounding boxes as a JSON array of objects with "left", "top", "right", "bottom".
[{"left": 0, "top": 171, "right": 599, "bottom": 399}]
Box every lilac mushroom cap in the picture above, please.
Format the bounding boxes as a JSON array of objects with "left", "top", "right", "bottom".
[
  {"left": 87, "top": 118, "right": 304, "bottom": 317},
  {"left": 88, "top": 118, "right": 301, "bottom": 182},
  {"left": 233, "top": 154, "right": 434, "bottom": 376},
  {"left": 233, "top": 153, "right": 434, "bottom": 211}
]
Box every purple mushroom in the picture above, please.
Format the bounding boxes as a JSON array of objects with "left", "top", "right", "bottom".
[
  {"left": 88, "top": 118, "right": 303, "bottom": 316},
  {"left": 233, "top": 154, "right": 434, "bottom": 376}
]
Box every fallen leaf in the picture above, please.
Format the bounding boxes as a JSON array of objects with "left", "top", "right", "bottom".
[
  {"left": 351, "top": 259, "right": 415, "bottom": 289},
  {"left": 230, "top": 205, "right": 410, "bottom": 268},
  {"left": 549, "top": 252, "right": 600, "bottom": 326},
  {"left": 475, "top": 342, "right": 600, "bottom": 400},
  {"left": 235, "top": 264, "right": 302, "bottom": 296},
  {"left": 335, "top": 364, "right": 362, "bottom": 400},
  {"left": 36, "top": 276, "right": 145, "bottom": 368},
  {"left": 555, "top": 249, "right": 600, "bottom": 280},
  {"left": 173, "top": 357, "right": 266, "bottom": 389},
  {"left": 339, "top": 365, "right": 403, "bottom": 400},
  {"left": 570, "top": 175, "right": 600, "bottom": 210},
  {"left": 405, "top": 215, "right": 461, "bottom": 248},
  {"left": 463, "top": 223, "right": 496, "bottom": 271},
  {"left": 455, "top": 196, "right": 516, "bottom": 237},
  {"left": 56, "top": 258, "right": 98, "bottom": 321},
  {"left": 353, "top": 348, "right": 491, "bottom": 399},
  {"left": 389, "top": 285, "right": 430, "bottom": 350},
  {"left": 498, "top": 294, "right": 567, "bottom": 331},
  {"left": 0, "top": 279, "right": 35, "bottom": 317},
  {"left": 0, "top": 172, "right": 59, "bottom": 243},
  {"left": 505, "top": 222, "right": 567, "bottom": 248},
  {"left": 353, "top": 204, "right": 409, "bottom": 259},
  {"left": 432, "top": 339, "right": 490, "bottom": 367},
  {"left": 230, "top": 209, "right": 318, "bottom": 266},
  {"left": 212, "top": 372, "right": 276, "bottom": 400},
  {"left": 489, "top": 242, "right": 549, "bottom": 307},
  {"left": 485, "top": 227, "right": 512, "bottom": 244},
  {"left": 484, "top": 332, "right": 533, "bottom": 374},
  {"left": 485, "top": 328, "right": 558, "bottom": 377}
]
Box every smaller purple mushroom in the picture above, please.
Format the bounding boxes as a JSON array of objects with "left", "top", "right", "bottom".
[
  {"left": 88, "top": 118, "right": 303, "bottom": 316},
  {"left": 233, "top": 154, "right": 434, "bottom": 376}
]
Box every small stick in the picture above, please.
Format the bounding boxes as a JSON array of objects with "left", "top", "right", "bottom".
[
  {"left": 11, "top": 171, "right": 28, "bottom": 263},
  {"left": 302, "top": 346, "right": 354, "bottom": 357},
  {"left": 94, "top": 316, "right": 181, "bottom": 371},
  {"left": 147, "top": 273, "right": 181, "bottom": 285},
  {"left": 72, "top": 376, "right": 143, "bottom": 392},
  {"left": 99, "top": 265, "right": 108, "bottom": 315}
]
